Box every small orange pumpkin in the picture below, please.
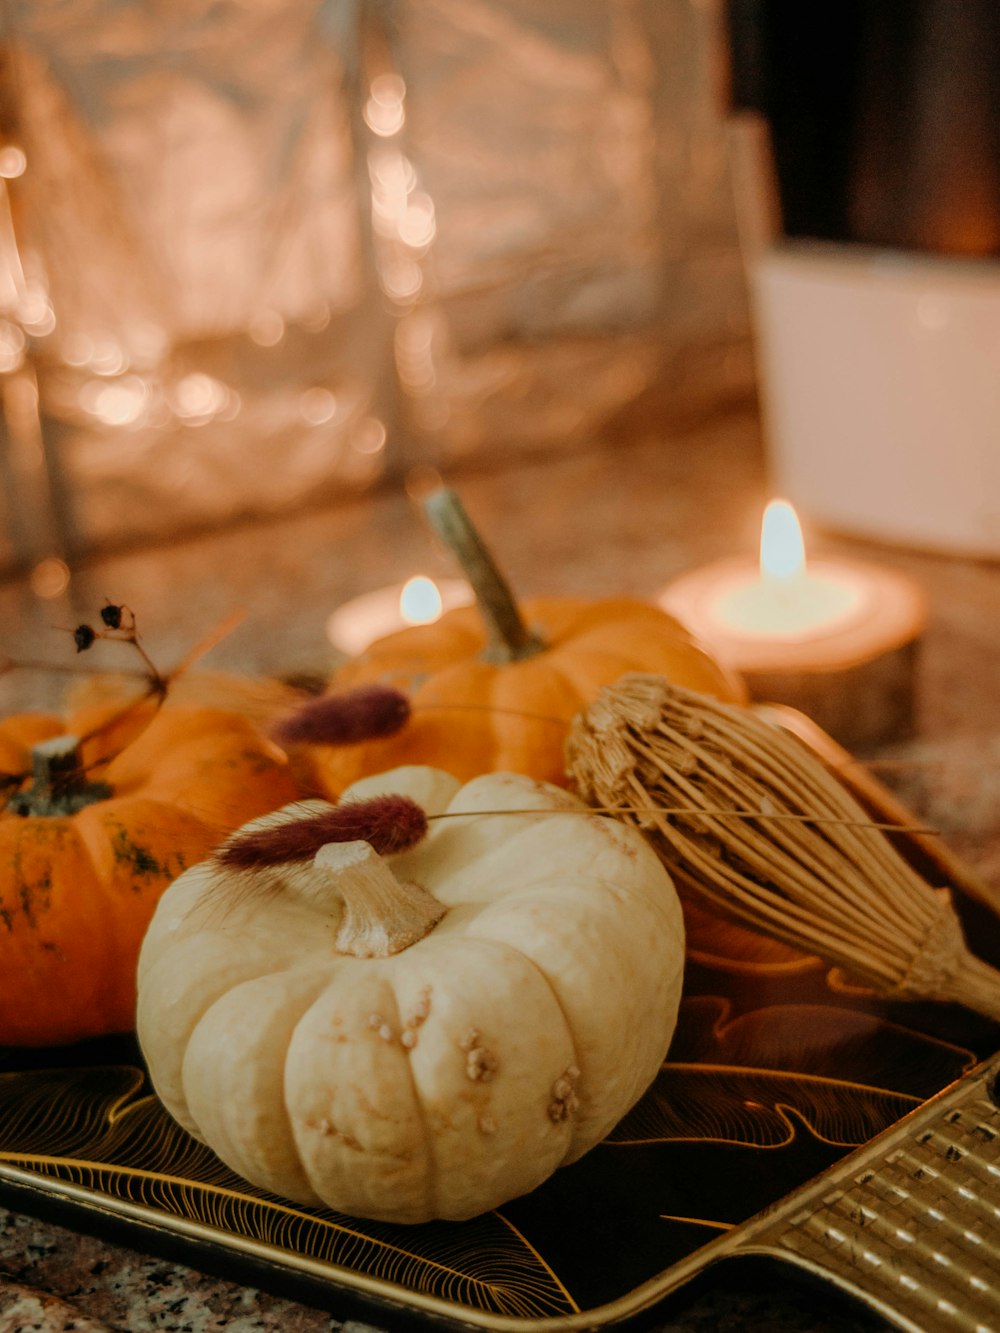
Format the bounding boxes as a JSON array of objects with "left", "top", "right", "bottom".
[
  {"left": 0, "top": 696, "right": 298, "bottom": 1046},
  {"left": 307, "top": 491, "right": 745, "bottom": 794}
]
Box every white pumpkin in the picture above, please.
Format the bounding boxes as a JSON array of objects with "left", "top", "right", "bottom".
[{"left": 136, "top": 767, "right": 684, "bottom": 1223}]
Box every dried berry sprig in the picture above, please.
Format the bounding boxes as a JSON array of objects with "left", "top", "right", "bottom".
[
  {"left": 2, "top": 605, "right": 248, "bottom": 813},
  {"left": 70, "top": 601, "right": 165, "bottom": 693},
  {"left": 2, "top": 602, "right": 163, "bottom": 811},
  {"left": 73, "top": 623, "right": 97, "bottom": 652}
]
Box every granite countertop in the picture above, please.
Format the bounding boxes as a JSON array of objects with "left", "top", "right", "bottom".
[{"left": 1, "top": 406, "right": 999, "bottom": 1332}]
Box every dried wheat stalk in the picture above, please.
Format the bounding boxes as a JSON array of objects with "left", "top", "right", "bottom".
[{"left": 565, "top": 672, "right": 1000, "bottom": 1023}]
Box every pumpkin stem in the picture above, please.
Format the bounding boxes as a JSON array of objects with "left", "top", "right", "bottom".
[
  {"left": 423, "top": 487, "right": 545, "bottom": 664},
  {"left": 314, "top": 839, "right": 446, "bottom": 958},
  {"left": 6, "top": 734, "right": 113, "bottom": 817}
]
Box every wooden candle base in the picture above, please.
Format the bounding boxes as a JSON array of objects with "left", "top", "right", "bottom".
[
  {"left": 740, "top": 637, "right": 919, "bottom": 752},
  {"left": 662, "top": 558, "right": 926, "bottom": 753}
]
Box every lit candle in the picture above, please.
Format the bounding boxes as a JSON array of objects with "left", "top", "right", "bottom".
[
  {"left": 326, "top": 576, "right": 472, "bottom": 657},
  {"left": 661, "top": 500, "right": 927, "bottom": 750}
]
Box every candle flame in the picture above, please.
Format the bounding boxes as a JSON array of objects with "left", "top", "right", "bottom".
[
  {"left": 760, "top": 499, "right": 806, "bottom": 581},
  {"left": 399, "top": 575, "right": 443, "bottom": 625}
]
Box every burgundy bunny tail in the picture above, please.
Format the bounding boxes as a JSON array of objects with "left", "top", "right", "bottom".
[
  {"left": 272, "top": 684, "right": 411, "bottom": 747},
  {"left": 217, "top": 794, "right": 428, "bottom": 869}
]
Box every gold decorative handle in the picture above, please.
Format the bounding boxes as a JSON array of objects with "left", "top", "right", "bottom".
[{"left": 728, "top": 1054, "right": 1000, "bottom": 1332}]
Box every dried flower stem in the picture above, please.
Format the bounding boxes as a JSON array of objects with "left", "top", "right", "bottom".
[
  {"left": 3, "top": 606, "right": 248, "bottom": 807},
  {"left": 424, "top": 808, "right": 934, "bottom": 834},
  {"left": 163, "top": 608, "right": 247, "bottom": 681},
  {"left": 414, "top": 703, "right": 571, "bottom": 726}
]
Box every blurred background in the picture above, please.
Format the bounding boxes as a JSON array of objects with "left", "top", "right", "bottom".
[
  {"left": 4, "top": 0, "right": 998, "bottom": 580},
  {"left": 0, "top": 0, "right": 755, "bottom": 577}
]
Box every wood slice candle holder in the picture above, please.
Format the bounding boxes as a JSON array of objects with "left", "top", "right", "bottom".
[{"left": 662, "top": 557, "right": 927, "bottom": 752}]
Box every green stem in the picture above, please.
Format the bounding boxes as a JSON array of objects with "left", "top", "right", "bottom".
[
  {"left": 423, "top": 487, "right": 545, "bottom": 665},
  {"left": 6, "top": 735, "right": 112, "bottom": 817}
]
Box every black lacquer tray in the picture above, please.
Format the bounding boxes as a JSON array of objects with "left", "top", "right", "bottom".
[{"left": 2, "top": 711, "right": 999, "bottom": 1331}]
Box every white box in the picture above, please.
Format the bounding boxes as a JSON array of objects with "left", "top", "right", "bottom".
[{"left": 751, "top": 241, "right": 1000, "bottom": 557}]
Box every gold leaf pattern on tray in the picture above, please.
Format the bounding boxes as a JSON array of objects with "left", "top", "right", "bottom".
[
  {"left": 608, "top": 1064, "right": 920, "bottom": 1149},
  {"left": 0, "top": 993, "right": 985, "bottom": 1322},
  {"left": 0, "top": 1064, "right": 577, "bottom": 1319},
  {"left": 668, "top": 995, "right": 975, "bottom": 1097}
]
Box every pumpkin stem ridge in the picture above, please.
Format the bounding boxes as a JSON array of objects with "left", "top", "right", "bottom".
[
  {"left": 314, "top": 839, "right": 446, "bottom": 958},
  {"left": 423, "top": 487, "right": 544, "bottom": 665}
]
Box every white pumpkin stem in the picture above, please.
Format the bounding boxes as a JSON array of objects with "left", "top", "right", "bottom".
[{"left": 314, "top": 840, "right": 446, "bottom": 959}]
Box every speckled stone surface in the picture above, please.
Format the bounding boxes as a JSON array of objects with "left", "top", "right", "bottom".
[
  {"left": 1, "top": 406, "right": 998, "bottom": 1331},
  {"left": 0, "top": 1210, "right": 386, "bottom": 1332}
]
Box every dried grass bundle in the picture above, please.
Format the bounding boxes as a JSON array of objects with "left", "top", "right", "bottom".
[{"left": 565, "top": 673, "right": 1000, "bottom": 1022}]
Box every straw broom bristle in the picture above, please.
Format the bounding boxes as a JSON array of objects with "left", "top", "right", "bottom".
[{"left": 565, "top": 673, "right": 1000, "bottom": 1022}]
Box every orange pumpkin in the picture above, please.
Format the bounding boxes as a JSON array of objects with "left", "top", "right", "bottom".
[
  {"left": 304, "top": 490, "right": 745, "bottom": 794},
  {"left": 309, "top": 594, "right": 745, "bottom": 794},
  {"left": 0, "top": 697, "right": 298, "bottom": 1046}
]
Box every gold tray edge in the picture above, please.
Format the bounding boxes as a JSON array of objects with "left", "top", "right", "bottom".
[{"left": 0, "top": 1156, "right": 743, "bottom": 1332}]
